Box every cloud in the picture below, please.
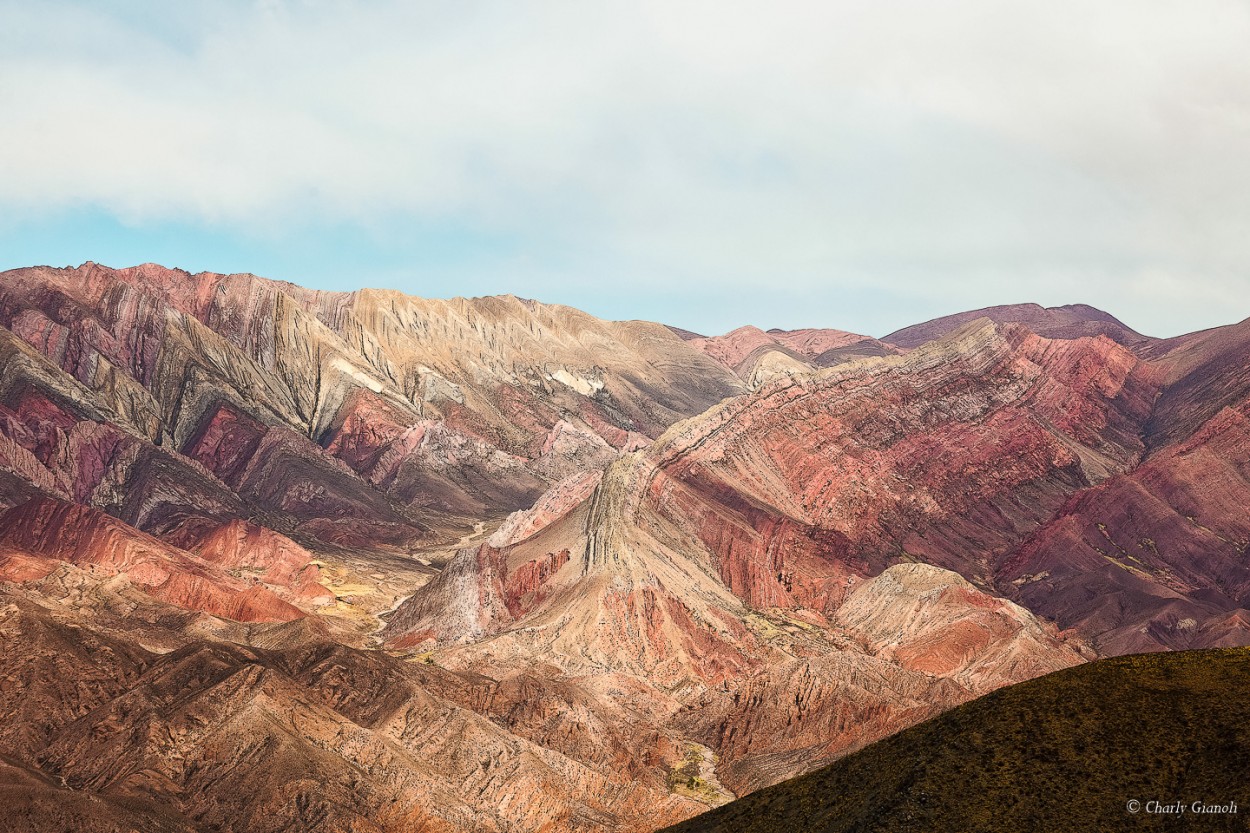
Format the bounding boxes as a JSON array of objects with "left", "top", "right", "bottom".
[{"left": 3, "top": 0, "right": 1250, "bottom": 336}]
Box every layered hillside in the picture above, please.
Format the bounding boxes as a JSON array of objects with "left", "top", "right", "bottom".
[
  {"left": 662, "top": 647, "right": 1250, "bottom": 833},
  {"left": 0, "top": 496, "right": 318, "bottom": 621},
  {"left": 388, "top": 320, "right": 1170, "bottom": 641},
  {"left": 386, "top": 320, "right": 1157, "bottom": 788},
  {"left": 0, "top": 262, "right": 741, "bottom": 631},
  {"left": 4, "top": 264, "right": 1250, "bottom": 833},
  {"left": 396, "top": 314, "right": 1250, "bottom": 664},
  {"left": 0, "top": 592, "right": 706, "bottom": 833},
  {"left": 0, "top": 262, "right": 740, "bottom": 539}
]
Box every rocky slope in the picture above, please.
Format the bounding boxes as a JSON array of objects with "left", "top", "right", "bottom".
[
  {"left": 0, "top": 754, "right": 199, "bottom": 833},
  {"left": 0, "top": 496, "right": 315, "bottom": 622},
  {"left": 0, "top": 593, "right": 704, "bottom": 833}
]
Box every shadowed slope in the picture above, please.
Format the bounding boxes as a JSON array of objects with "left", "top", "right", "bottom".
[{"left": 662, "top": 647, "right": 1250, "bottom": 833}]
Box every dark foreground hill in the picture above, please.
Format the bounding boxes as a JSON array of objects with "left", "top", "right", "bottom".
[{"left": 661, "top": 648, "right": 1250, "bottom": 833}]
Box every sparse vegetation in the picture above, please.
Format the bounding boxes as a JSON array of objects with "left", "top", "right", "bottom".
[
  {"left": 668, "top": 744, "right": 726, "bottom": 804},
  {"left": 410, "top": 651, "right": 438, "bottom": 666},
  {"left": 663, "top": 648, "right": 1250, "bottom": 833}
]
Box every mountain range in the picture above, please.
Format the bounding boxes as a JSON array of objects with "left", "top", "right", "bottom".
[{"left": 1, "top": 262, "right": 1248, "bottom": 831}]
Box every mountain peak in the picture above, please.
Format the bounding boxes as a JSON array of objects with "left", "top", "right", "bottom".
[{"left": 883, "top": 302, "right": 1151, "bottom": 349}]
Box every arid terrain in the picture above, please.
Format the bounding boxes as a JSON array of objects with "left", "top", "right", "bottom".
[{"left": 2, "top": 262, "right": 1249, "bottom": 831}]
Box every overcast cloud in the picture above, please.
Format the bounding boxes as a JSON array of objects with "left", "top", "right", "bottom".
[{"left": 2, "top": 0, "right": 1250, "bottom": 336}]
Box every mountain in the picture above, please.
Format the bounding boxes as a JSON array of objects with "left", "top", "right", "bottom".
[
  {"left": 398, "top": 314, "right": 1250, "bottom": 658},
  {"left": 0, "top": 262, "right": 740, "bottom": 631},
  {"left": 882, "top": 302, "right": 1153, "bottom": 350},
  {"left": 0, "top": 262, "right": 740, "bottom": 531},
  {"left": 3, "top": 263, "right": 1250, "bottom": 832},
  {"left": 384, "top": 319, "right": 1163, "bottom": 788},
  {"left": 1000, "top": 316, "right": 1250, "bottom": 653},
  {"left": 661, "top": 647, "right": 1250, "bottom": 833},
  {"left": 386, "top": 318, "right": 1186, "bottom": 649},
  {"left": 385, "top": 310, "right": 1250, "bottom": 797}
]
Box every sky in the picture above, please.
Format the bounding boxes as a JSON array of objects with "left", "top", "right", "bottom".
[{"left": 3, "top": 1, "right": 1250, "bottom": 338}]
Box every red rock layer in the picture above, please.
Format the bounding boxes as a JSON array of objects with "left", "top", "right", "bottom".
[
  {"left": 175, "top": 519, "right": 334, "bottom": 605},
  {"left": 629, "top": 323, "right": 1155, "bottom": 614},
  {"left": 1002, "top": 398, "right": 1250, "bottom": 653},
  {"left": 0, "top": 497, "right": 303, "bottom": 622}
]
